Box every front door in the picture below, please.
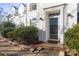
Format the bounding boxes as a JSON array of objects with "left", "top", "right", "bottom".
[{"left": 49, "top": 15, "right": 59, "bottom": 41}]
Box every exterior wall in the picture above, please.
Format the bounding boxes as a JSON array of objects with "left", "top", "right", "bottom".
[
  {"left": 10, "top": 7, "right": 16, "bottom": 15},
  {"left": 7, "top": 4, "right": 27, "bottom": 26},
  {"left": 5, "top": 3, "right": 77, "bottom": 44},
  {"left": 26, "top": 3, "right": 77, "bottom": 44},
  {"left": 66, "top": 4, "right": 77, "bottom": 29},
  {"left": 11, "top": 16, "right": 20, "bottom": 26},
  {"left": 26, "top": 3, "right": 38, "bottom": 26}
]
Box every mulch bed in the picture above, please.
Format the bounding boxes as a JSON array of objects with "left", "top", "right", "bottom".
[
  {"left": 0, "top": 38, "right": 65, "bottom": 56},
  {"left": 25, "top": 43, "right": 65, "bottom": 56},
  {"left": 30, "top": 43, "right": 66, "bottom": 51}
]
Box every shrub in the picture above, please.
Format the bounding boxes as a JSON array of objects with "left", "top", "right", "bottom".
[
  {"left": 7, "top": 30, "right": 14, "bottom": 38},
  {"left": 2, "top": 21, "right": 15, "bottom": 28},
  {"left": 7, "top": 27, "right": 25, "bottom": 39},
  {"left": 64, "top": 24, "right": 79, "bottom": 55},
  {"left": 1, "top": 27, "right": 15, "bottom": 38},
  {"left": 8, "top": 26, "right": 38, "bottom": 44},
  {"left": 0, "top": 21, "right": 15, "bottom": 38}
]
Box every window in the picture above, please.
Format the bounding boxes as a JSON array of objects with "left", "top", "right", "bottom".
[
  {"left": 30, "top": 3, "right": 37, "bottom": 11},
  {"left": 30, "top": 18, "right": 37, "bottom": 27}
]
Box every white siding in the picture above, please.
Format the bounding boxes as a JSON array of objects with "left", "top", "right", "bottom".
[
  {"left": 6, "top": 3, "right": 78, "bottom": 43},
  {"left": 26, "top": 3, "right": 77, "bottom": 43}
]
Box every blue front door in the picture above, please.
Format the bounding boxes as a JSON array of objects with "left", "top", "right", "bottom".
[{"left": 49, "top": 15, "right": 58, "bottom": 40}]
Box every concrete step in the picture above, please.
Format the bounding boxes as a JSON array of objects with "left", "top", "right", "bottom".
[
  {"left": 0, "top": 47, "right": 12, "bottom": 50},
  {"left": 0, "top": 51, "right": 20, "bottom": 56},
  {"left": 0, "top": 40, "right": 8, "bottom": 43},
  {"left": 0, "top": 45, "right": 12, "bottom": 47},
  {"left": 0, "top": 50, "right": 28, "bottom": 56},
  {"left": 0, "top": 42, "right": 11, "bottom": 45},
  {"left": 0, "top": 42, "right": 12, "bottom": 47}
]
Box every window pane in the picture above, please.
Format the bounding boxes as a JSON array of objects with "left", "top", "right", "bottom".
[
  {"left": 30, "top": 18, "right": 37, "bottom": 27},
  {"left": 30, "top": 3, "right": 37, "bottom": 11},
  {"left": 50, "top": 17, "right": 58, "bottom": 39}
]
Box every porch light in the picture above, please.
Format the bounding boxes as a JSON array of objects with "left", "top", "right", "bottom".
[
  {"left": 39, "top": 17, "right": 44, "bottom": 21},
  {"left": 67, "top": 13, "right": 74, "bottom": 18},
  {"left": 32, "top": 18, "right": 37, "bottom": 20}
]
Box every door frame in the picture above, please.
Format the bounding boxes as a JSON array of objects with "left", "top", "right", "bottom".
[{"left": 45, "top": 5, "right": 65, "bottom": 44}]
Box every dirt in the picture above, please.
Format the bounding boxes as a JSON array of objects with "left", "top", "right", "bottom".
[{"left": 0, "top": 38, "right": 60, "bottom": 56}]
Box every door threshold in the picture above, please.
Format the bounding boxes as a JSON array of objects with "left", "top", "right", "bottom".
[
  {"left": 49, "top": 39, "right": 59, "bottom": 41},
  {"left": 48, "top": 39, "right": 59, "bottom": 44}
]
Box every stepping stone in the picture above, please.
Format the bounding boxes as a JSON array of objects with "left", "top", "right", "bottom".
[
  {"left": 29, "top": 48, "right": 35, "bottom": 52},
  {"left": 59, "top": 50, "right": 64, "bottom": 56},
  {"left": 0, "top": 42, "right": 12, "bottom": 47},
  {"left": 0, "top": 40, "right": 8, "bottom": 43},
  {"left": 37, "top": 47, "right": 44, "bottom": 51},
  {"left": 0, "top": 47, "right": 10, "bottom": 50},
  {"left": 0, "top": 51, "right": 19, "bottom": 56}
]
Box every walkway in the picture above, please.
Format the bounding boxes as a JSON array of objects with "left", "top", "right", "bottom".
[{"left": 0, "top": 38, "right": 63, "bottom": 56}]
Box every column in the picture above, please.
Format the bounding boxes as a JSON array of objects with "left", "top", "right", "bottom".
[{"left": 59, "top": 6, "right": 64, "bottom": 44}]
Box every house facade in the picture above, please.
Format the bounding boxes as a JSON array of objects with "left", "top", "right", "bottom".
[
  {"left": 26, "top": 3, "right": 79, "bottom": 44},
  {"left": 6, "top": 3, "right": 79, "bottom": 44},
  {"left": 5, "top": 4, "right": 27, "bottom": 26}
]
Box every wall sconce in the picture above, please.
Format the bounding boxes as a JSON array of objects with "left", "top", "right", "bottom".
[
  {"left": 67, "top": 13, "right": 74, "bottom": 18},
  {"left": 32, "top": 18, "right": 37, "bottom": 20},
  {"left": 39, "top": 17, "right": 44, "bottom": 21}
]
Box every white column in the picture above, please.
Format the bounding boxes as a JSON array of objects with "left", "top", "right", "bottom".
[
  {"left": 26, "top": 3, "right": 30, "bottom": 26},
  {"left": 59, "top": 6, "right": 64, "bottom": 44},
  {"left": 45, "top": 11, "right": 49, "bottom": 42},
  {"left": 23, "top": 15, "right": 27, "bottom": 26}
]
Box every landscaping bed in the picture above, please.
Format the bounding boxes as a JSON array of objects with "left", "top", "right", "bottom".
[
  {"left": 0, "top": 38, "right": 60, "bottom": 56},
  {"left": 0, "top": 21, "right": 60, "bottom": 56}
]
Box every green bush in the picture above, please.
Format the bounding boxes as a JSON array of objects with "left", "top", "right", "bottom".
[
  {"left": 7, "top": 27, "right": 25, "bottom": 39},
  {"left": 2, "top": 21, "right": 15, "bottom": 28},
  {"left": 0, "top": 21, "right": 15, "bottom": 38},
  {"left": 1, "top": 27, "right": 15, "bottom": 38},
  {"left": 7, "top": 26, "right": 38, "bottom": 44},
  {"left": 65, "top": 24, "right": 79, "bottom": 55},
  {"left": 7, "top": 30, "right": 14, "bottom": 38}
]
